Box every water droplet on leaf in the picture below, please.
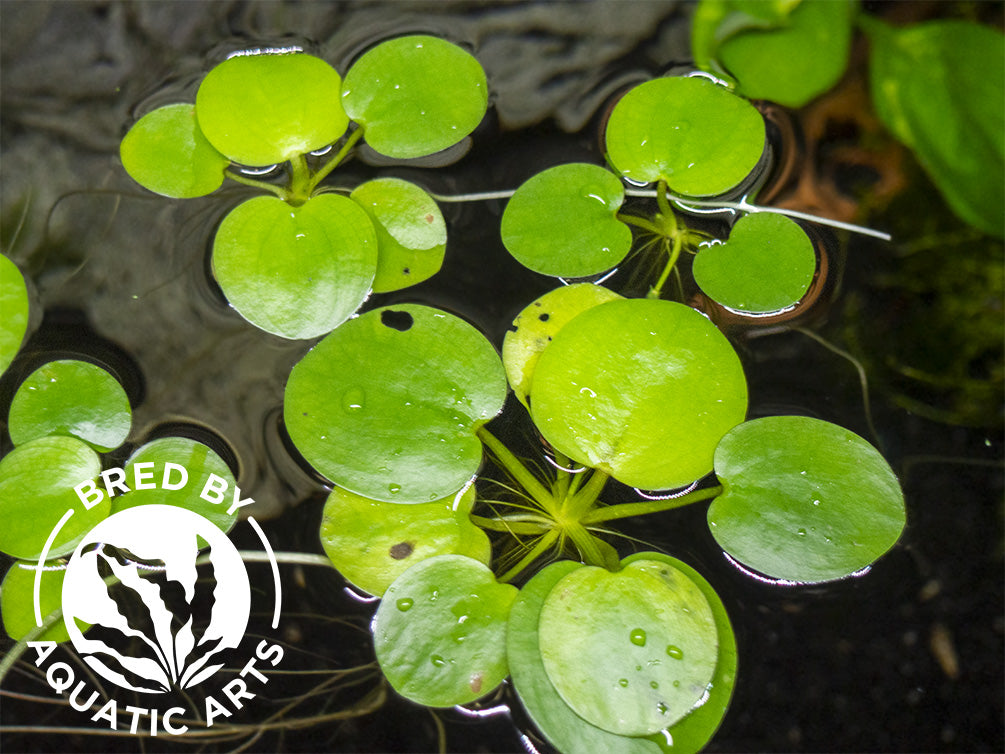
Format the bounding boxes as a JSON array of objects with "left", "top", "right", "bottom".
[{"left": 630, "top": 628, "right": 647, "bottom": 646}]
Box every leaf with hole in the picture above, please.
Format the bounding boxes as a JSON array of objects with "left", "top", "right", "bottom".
[
  {"left": 692, "top": 212, "right": 816, "bottom": 314},
  {"left": 501, "top": 163, "right": 633, "bottom": 277},
  {"left": 538, "top": 557, "right": 719, "bottom": 736},
  {"left": 8, "top": 359, "right": 131, "bottom": 452},
  {"left": 320, "top": 485, "right": 490, "bottom": 596},
  {"left": 530, "top": 298, "right": 747, "bottom": 489},
  {"left": 502, "top": 283, "right": 623, "bottom": 409},
  {"left": 212, "top": 194, "right": 378, "bottom": 339},
  {"left": 341, "top": 35, "right": 488, "bottom": 159},
  {"left": 195, "top": 52, "right": 348, "bottom": 167},
  {"left": 708, "top": 415, "right": 906, "bottom": 582},
  {"left": 0, "top": 254, "right": 29, "bottom": 377},
  {"left": 349, "top": 178, "right": 446, "bottom": 292},
  {"left": 373, "top": 554, "right": 517, "bottom": 707},
  {"left": 604, "top": 76, "right": 765, "bottom": 197},
  {"left": 284, "top": 304, "right": 507, "bottom": 503},
  {"left": 120, "top": 104, "right": 230, "bottom": 198},
  {"left": 0, "top": 436, "right": 107, "bottom": 560},
  {"left": 110, "top": 437, "right": 239, "bottom": 533}
]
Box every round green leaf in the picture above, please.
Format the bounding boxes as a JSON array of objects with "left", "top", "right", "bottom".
[
  {"left": 284, "top": 304, "right": 507, "bottom": 503},
  {"left": 320, "top": 485, "right": 490, "bottom": 596},
  {"left": 503, "top": 283, "right": 623, "bottom": 409},
  {"left": 2, "top": 561, "right": 77, "bottom": 643},
  {"left": 8, "top": 359, "right": 131, "bottom": 452},
  {"left": 509, "top": 560, "right": 664, "bottom": 754},
  {"left": 538, "top": 559, "right": 719, "bottom": 736},
  {"left": 530, "top": 298, "right": 748, "bottom": 490},
  {"left": 692, "top": 212, "right": 816, "bottom": 314},
  {"left": 604, "top": 76, "right": 765, "bottom": 197},
  {"left": 373, "top": 554, "right": 518, "bottom": 707},
  {"left": 341, "top": 35, "right": 488, "bottom": 159},
  {"left": 501, "top": 163, "right": 633, "bottom": 277},
  {"left": 621, "top": 552, "right": 738, "bottom": 754},
  {"left": 349, "top": 178, "right": 446, "bottom": 293},
  {"left": 195, "top": 52, "right": 348, "bottom": 167},
  {"left": 0, "top": 254, "right": 29, "bottom": 376},
  {"left": 120, "top": 104, "right": 229, "bottom": 198},
  {"left": 110, "top": 437, "right": 239, "bottom": 533},
  {"left": 0, "top": 436, "right": 107, "bottom": 560},
  {"left": 708, "top": 416, "right": 906, "bottom": 582},
  {"left": 212, "top": 194, "right": 377, "bottom": 340}
]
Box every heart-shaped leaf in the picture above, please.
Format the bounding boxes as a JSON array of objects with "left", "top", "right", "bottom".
[
  {"left": 212, "top": 194, "right": 378, "bottom": 339},
  {"left": 349, "top": 178, "right": 446, "bottom": 292},
  {"left": 196, "top": 51, "right": 348, "bottom": 167},
  {"left": 538, "top": 558, "right": 719, "bottom": 736},
  {"left": 604, "top": 76, "right": 765, "bottom": 197},
  {"left": 373, "top": 554, "right": 517, "bottom": 707},
  {"left": 319, "top": 485, "right": 490, "bottom": 596},
  {"left": 0, "top": 254, "right": 29, "bottom": 377},
  {"left": 530, "top": 298, "right": 747, "bottom": 490},
  {"left": 692, "top": 212, "right": 816, "bottom": 314},
  {"left": 120, "top": 104, "right": 230, "bottom": 198},
  {"left": 502, "top": 283, "right": 623, "bottom": 409},
  {"left": 284, "top": 304, "right": 507, "bottom": 503},
  {"left": 1, "top": 561, "right": 80, "bottom": 643},
  {"left": 8, "top": 359, "right": 132, "bottom": 452},
  {"left": 0, "top": 436, "right": 106, "bottom": 560},
  {"left": 708, "top": 415, "right": 906, "bottom": 582},
  {"left": 341, "top": 35, "right": 487, "bottom": 159},
  {"left": 501, "top": 163, "right": 633, "bottom": 277}
]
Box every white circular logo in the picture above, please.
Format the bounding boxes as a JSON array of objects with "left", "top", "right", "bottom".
[{"left": 62, "top": 505, "right": 251, "bottom": 693}]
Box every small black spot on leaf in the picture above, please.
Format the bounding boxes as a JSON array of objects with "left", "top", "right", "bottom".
[
  {"left": 539, "top": 313, "right": 550, "bottom": 322},
  {"left": 381, "top": 310, "right": 413, "bottom": 331},
  {"left": 389, "top": 541, "right": 414, "bottom": 560}
]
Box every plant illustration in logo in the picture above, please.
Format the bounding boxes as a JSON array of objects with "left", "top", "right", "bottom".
[{"left": 62, "top": 505, "right": 251, "bottom": 693}]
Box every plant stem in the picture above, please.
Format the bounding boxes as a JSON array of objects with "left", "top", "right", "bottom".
[
  {"left": 287, "top": 153, "right": 312, "bottom": 205},
  {"left": 497, "top": 529, "right": 560, "bottom": 583},
  {"left": 581, "top": 485, "right": 723, "bottom": 525},
  {"left": 477, "top": 426, "right": 558, "bottom": 516},
  {"left": 223, "top": 169, "right": 288, "bottom": 199},
  {"left": 469, "top": 514, "right": 552, "bottom": 535},
  {"left": 616, "top": 213, "right": 667, "bottom": 235},
  {"left": 647, "top": 232, "right": 683, "bottom": 299},
  {"left": 565, "top": 522, "right": 620, "bottom": 570},
  {"left": 307, "top": 127, "right": 365, "bottom": 195},
  {"left": 564, "top": 468, "right": 610, "bottom": 519}
]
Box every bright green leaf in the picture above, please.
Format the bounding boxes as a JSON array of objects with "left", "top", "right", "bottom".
[
  {"left": 692, "top": 212, "right": 816, "bottom": 314},
  {"left": 341, "top": 35, "right": 488, "bottom": 159},
  {"left": 0, "top": 436, "right": 107, "bottom": 560},
  {"left": 120, "top": 103, "right": 230, "bottom": 198},
  {"left": 0, "top": 254, "right": 29, "bottom": 376},
  {"left": 196, "top": 51, "right": 348, "bottom": 167},
  {"left": 530, "top": 298, "right": 748, "bottom": 490},
  {"left": 349, "top": 178, "right": 446, "bottom": 293},
  {"left": 8, "top": 359, "right": 131, "bottom": 452},
  {"left": 538, "top": 559, "right": 719, "bottom": 736},
  {"left": 111, "top": 437, "right": 239, "bottom": 533},
  {"left": 604, "top": 76, "right": 765, "bottom": 196},
  {"left": 1, "top": 561, "right": 78, "bottom": 643},
  {"left": 863, "top": 17, "right": 1005, "bottom": 237},
  {"left": 708, "top": 415, "right": 906, "bottom": 582},
  {"left": 502, "top": 283, "right": 623, "bottom": 409},
  {"left": 500, "top": 163, "right": 633, "bottom": 277},
  {"left": 319, "top": 485, "right": 490, "bottom": 596},
  {"left": 284, "top": 304, "right": 507, "bottom": 503},
  {"left": 373, "top": 554, "right": 517, "bottom": 707},
  {"left": 212, "top": 194, "right": 378, "bottom": 340}
]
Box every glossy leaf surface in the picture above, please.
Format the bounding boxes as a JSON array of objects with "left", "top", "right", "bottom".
[
  {"left": 349, "top": 178, "right": 446, "bottom": 292},
  {"left": 1, "top": 562, "right": 75, "bottom": 643},
  {"left": 110, "top": 437, "right": 239, "bottom": 533},
  {"left": 0, "top": 255, "right": 29, "bottom": 376},
  {"left": 530, "top": 298, "right": 747, "bottom": 489},
  {"left": 120, "top": 104, "right": 229, "bottom": 198},
  {"left": 373, "top": 554, "right": 517, "bottom": 707},
  {"left": 709, "top": 416, "right": 906, "bottom": 582},
  {"left": 604, "top": 76, "right": 765, "bottom": 196},
  {"left": 196, "top": 52, "right": 348, "bottom": 167},
  {"left": 8, "top": 360, "right": 131, "bottom": 452},
  {"left": 319, "top": 485, "right": 490, "bottom": 596},
  {"left": 500, "top": 163, "right": 633, "bottom": 277},
  {"left": 864, "top": 17, "right": 1005, "bottom": 238},
  {"left": 692, "top": 212, "right": 816, "bottom": 314},
  {"left": 285, "top": 304, "right": 507, "bottom": 503},
  {"left": 538, "top": 558, "right": 718, "bottom": 736},
  {"left": 502, "top": 283, "right": 622, "bottom": 409},
  {"left": 0, "top": 436, "right": 106, "bottom": 560},
  {"left": 212, "top": 194, "right": 377, "bottom": 339}
]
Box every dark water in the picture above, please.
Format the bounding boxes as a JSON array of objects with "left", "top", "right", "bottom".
[{"left": 1, "top": 2, "right": 1002, "bottom": 753}]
